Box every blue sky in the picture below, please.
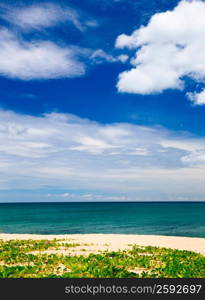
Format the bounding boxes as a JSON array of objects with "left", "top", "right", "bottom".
[{"left": 1, "top": 0, "right": 205, "bottom": 202}]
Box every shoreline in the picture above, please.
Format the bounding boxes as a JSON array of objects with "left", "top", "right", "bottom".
[{"left": 1, "top": 233, "right": 205, "bottom": 255}]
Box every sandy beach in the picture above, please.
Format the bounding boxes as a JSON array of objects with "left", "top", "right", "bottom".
[{"left": 0, "top": 233, "right": 205, "bottom": 256}]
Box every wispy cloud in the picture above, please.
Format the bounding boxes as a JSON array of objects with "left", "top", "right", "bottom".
[
  {"left": 90, "top": 49, "right": 128, "bottom": 64},
  {"left": 115, "top": 0, "right": 205, "bottom": 104},
  {"left": 0, "top": 28, "right": 86, "bottom": 80},
  {"left": 0, "top": 2, "right": 97, "bottom": 32},
  {"left": 0, "top": 3, "right": 129, "bottom": 81},
  {"left": 0, "top": 109, "right": 205, "bottom": 199},
  {"left": 47, "top": 193, "right": 127, "bottom": 201}
]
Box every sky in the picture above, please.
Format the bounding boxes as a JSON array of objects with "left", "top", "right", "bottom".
[{"left": 1, "top": 0, "right": 205, "bottom": 202}]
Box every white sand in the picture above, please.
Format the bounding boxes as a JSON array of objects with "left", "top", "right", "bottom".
[{"left": 0, "top": 233, "right": 205, "bottom": 256}]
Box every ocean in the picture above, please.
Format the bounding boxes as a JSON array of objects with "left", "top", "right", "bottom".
[{"left": 0, "top": 202, "right": 205, "bottom": 237}]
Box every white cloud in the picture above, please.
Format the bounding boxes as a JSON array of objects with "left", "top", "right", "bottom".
[
  {"left": 90, "top": 49, "right": 128, "bottom": 64},
  {"left": 0, "top": 3, "right": 123, "bottom": 81},
  {"left": 0, "top": 28, "right": 85, "bottom": 80},
  {"left": 187, "top": 89, "right": 205, "bottom": 105},
  {"left": 160, "top": 138, "right": 205, "bottom": 167},
  {"left": 118, "top": 54, "right": 129, "bottom": 63},
  {"left": 47, "top": 193, "right": 127, "bottom": 201},
  {"left": 181, "top": 151, "right": 205, "bottom": 166},
  {"left": 128, "top": 148, "right": 150, "bottom": 156},
  {"left": 160, "top": 139, "right": 205, "bottom": 152},
  {"left": 0, "top": 109, "right": 205, "bottom": 200},
  {"left": 70, "top": 136, "right": 118, "bottom": 154},
  {"left": 115, "top": 0, "right": 205, "bottom": 100},
  {"left": 1, "top": 3, "right": 97, "bottom": 32}
]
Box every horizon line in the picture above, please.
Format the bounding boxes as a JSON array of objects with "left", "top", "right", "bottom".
[{"left": 0, "top": 201, "right": 205, "bottom": 204}]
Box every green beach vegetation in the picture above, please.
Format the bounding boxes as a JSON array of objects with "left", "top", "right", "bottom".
[{"left": 0, "top": 239, "right": 204, "bottom": 278}]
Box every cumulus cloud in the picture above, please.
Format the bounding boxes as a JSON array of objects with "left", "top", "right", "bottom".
[
  {"left": 0, "top": 28, "right": 85, "bottom": 80},
  {"left": 0, "top": 109, "right": 205, "bottom": 200},
  {"left": 0, "top": 2, "right": 97, "bottom": 32},
  {"left": 115, "top": 0, "right": 205, "bottom": 101}
]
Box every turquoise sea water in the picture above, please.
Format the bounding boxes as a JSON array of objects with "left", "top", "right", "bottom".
[{"left": 0, "top": 202, "right": 205, "bottom": 237}]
